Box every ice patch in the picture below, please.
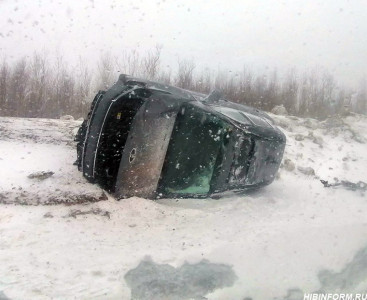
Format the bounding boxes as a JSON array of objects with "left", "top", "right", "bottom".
[
  {"left": 318, "top": 245, "right": 367, "bottom": 292},
  {"left": 124, "top": 257, "right": 237, "bottom": 300}
]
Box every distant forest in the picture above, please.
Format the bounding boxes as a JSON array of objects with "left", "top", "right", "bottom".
[{"left": 0, "top": 46, "right": 366, "bottom": 120}]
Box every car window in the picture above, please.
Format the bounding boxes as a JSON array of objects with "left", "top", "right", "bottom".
[{"left": 159, "top": 105, "right": 230, "bottom": 195}]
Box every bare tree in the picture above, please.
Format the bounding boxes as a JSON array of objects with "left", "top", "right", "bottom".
[
  {"left": 46, "top": 55, "right": 65, "bottom": 118},
  {"left": 282, "top": 68, "right": 298, "bottom": 115},
  {"left": 26, "top": 52, "right": 48, "bottom": 117},
  {"left": 45, "top": 55, "right": 77, "bottom": 118},
  {"left": 0, "top": 59, "right": 9, "bottom": 116},
  {"left": 75, "top": 57, "right": 92, "bottom": 117},
  {"left": 157, "top": 67, "right": 172, "bottom": 85},
  {"left": 298, "top": 69, "right": 320, "bottom": 117},
  {"left": 317, "top": 72, "right": 336, "bottom": 118},
  {"left": 264, "top": 69, "right": 280, "bottom": 110},
  {"left": 194, "top": 69, "right": 212, "bottom": 94},
  {"left": 354, "top": 77, "right": 367, "bottom": 115},
  {"left": 141, "top": 45, "right": 162, "bottom": 79},
  {"left": 0, "top": 48, "right": 364, "bottom": 120},
  {"left": 96, "top": 53, "right": 115, "bottom": 91},
  {"left": 238, "top": 67, "right": 255, "bottom": 106},
  {"left": 8, "top": 57, "right": 29, "bottom": 117},
  {"left": 252, "top": 74, "right": 267, "bottom": 109},
  {"left": 115, "top": 49, "right": 141, "bottom": 76},
  {"left": 175, "top": 59, "right": 195, "bottom": 89}
]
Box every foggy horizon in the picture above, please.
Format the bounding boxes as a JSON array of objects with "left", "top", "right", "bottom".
[{"left": 1, "top": 0, "right": 366, "bottom": 89}]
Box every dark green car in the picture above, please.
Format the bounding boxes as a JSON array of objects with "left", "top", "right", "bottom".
[{"left": 75, "top": 74, "right": 286, "bottom": 199}]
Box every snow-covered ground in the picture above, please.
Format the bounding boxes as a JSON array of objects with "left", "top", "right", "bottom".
[{"left": 0, "top": 113, "right": 366, "bottom": 300}]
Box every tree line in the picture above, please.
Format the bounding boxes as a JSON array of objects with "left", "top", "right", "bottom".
[{"left": 0, "top": 47, "right": 366, "bottom": 120}]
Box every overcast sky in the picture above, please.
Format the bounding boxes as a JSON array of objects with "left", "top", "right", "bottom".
[{"left": 0, "top": 0, "right": 366, "bottom": 88}]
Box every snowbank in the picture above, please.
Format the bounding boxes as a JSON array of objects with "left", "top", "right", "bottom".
[{"left": 0, "top": 114, "right": 366, "bottom": 299}]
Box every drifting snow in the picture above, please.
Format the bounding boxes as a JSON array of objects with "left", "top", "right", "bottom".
[
  {"left": 0, "top": 118, "right": 106, "bottom": 205},
  {"left": 0, "top": 113, "right": 366, "bottom": 299}
]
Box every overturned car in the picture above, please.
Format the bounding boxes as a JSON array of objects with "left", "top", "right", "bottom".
[{"left": 75, "top": 74, "right": 286, "bottom": 199}]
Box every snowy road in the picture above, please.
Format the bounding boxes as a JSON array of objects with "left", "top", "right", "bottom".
[{"left": 0, "top": 115, "right": 366, "bottom": 299}]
